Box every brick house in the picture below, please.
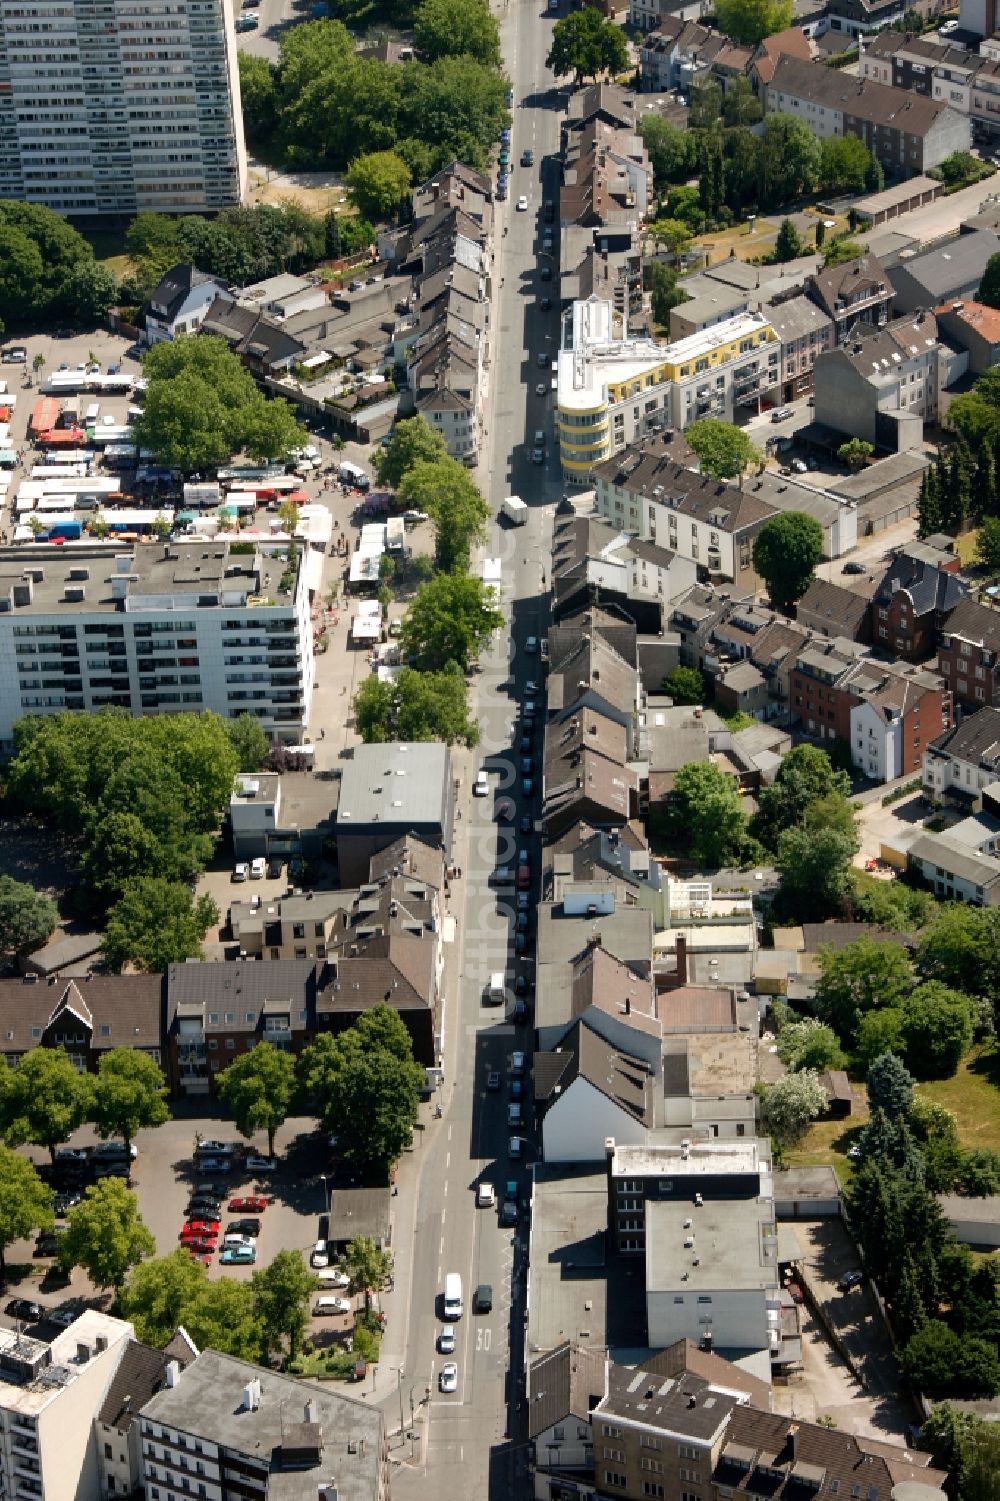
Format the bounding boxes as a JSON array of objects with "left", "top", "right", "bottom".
[
  {"left": 938, "top": 597, "right": 1000, "bottom": 709},
  {"left": 871, "top": 551, "right": 968, "bottom": 661}
]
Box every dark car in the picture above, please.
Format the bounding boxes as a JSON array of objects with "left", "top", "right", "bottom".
[
  {"left": 539, "top": 296, "right": 552, "bottom": 311},
  {"left": 520, "top": 756, "right": 533, "bottom": 775},
  {"left": 540, "top": 266, "right": 552, "bottom": 281},
  {"left": 543, "top": 200, "right": 554, "bottom": 223},
  {"left": 6, "top": 1298, "right": 42, "bottom": 1323},
  {"left": 228, "top": 1218, "right": 262, "bottom": 1237},
  {"left": 510, "top": 1078, "right": 524, "bottom": 1101},
  {"left": 521, "top": 149, "right": 534, "bottom": 167},
  {"left": 516, "top": 910, "right": 530, "bottom": 933},
  {"left": 842, "top": 561, "right": 867, "bottom": 575},
  {"left": 512, "top": 996, "right": 528, "bottom": 1023},
  {"left": 53, "top": 1191, "right": 82, "bottom": 1216},
  {"left": 267, "top": 857, "right": 283, "bottom": 879},
  {"left": 838, "top": 1269, "right": 864, "bottom": 1292},
  {"left": 34, "top": 1232, "right": 65, "bottom": 1259},
  {"left": 520, "top": 815, "right": 533, "bottom": 834}
]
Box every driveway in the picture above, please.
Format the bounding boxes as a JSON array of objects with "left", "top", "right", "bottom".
[{"left": 853, "top": 787, "right": 944, "bottom": 866}]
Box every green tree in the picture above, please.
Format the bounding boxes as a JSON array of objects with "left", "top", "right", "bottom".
[
  {"left": 819, "top": 134, "right": 873, "bottom": 195},
  {"left": 59, "top": 1180, "right": 155, "bottom": 1294},
  {"left": 916, "top": 904, "right": 1000, "bottom": 1000},
  {"left": 661, "top": 666, "right": 704, "bottom": 705},
  {"left": 545, "top": 6, "right": 629, "bottom": 84},
  {"left": 637, "top": 117, "right": 693, "bottom": 186},
  {"left": 399, "top": 573, "right": 504, "bottom": 673},
  {"left": 647, "top": 218, "right": 692, "bottom": 261},
  {"left": 815, "top": 219, "right": 825, "bottom": 249},
  {"left": 103, "top": 879, "right": 219, "bottom": 973},
  {"left": 397, "top": 456, "right": 490, "bottom": 572},
  {"left": 0, "top": 876, "right": 58, "bottom": 964},
  {"left": 901, "top": 1320, "right": 1000, "bottom": 1397},
  {"left": 838, "top": 438, "right": 875, "bottom": 471},
  {"left": 298, "top": 1006, "right": 423, "bottom": 1177},
  {"left": 252, "top": 1249, "right": 316, "bottom": 1362},
  {"left": 0, "top": 226, "right": 47, "bottom": 325},
  {"left": 979, "top": 251, "right": 1000, "bottom": 311},
  {"left": 688, "top": 79, "right": 722, "bottom": 131},
  {"left": 977, "top": 515, "right": 1000, "bottom": 573},
  {"left": 776, "top": 824, "right": 857, "bottom": 920},
  {"left": 413, "top": 0, "right": 501, "bottom": 66},
  {"left": 752, "top": 511, "right": 824, "bottom": 611},
  {"left": 92, "top": 1049, "right": 169, "bottom": 1160},
  {"left": 866, "top": 1051, "right": 914, "bottom": 1119},
  {"left": 855, "top": 1008, "right": 904, "bottom": 1069},
  {"left": 228, "top": 713, "right": 269, "bottom": 773},
  {"left": 374, "top": 416, "right": 448, "bottom": 488},
  {"left": 759, "top": 1069, "right": 827, "bottom": 1146},
  {"left": 774, "top": 218, "right": 802, "bottom": 262},
  {"left": 238, "top": 53, "right": 278, "bottom": 139},
  {"left": 757, "top": 114, "right": 820, "bottom": 209},
  {"left": 241, "top": 397, "right": 308, "bottom": 464},
  {"left": 666, "top": 762, "right": 751, "bottom": 868},
  {"left": 900, "top": 982, "right": 974, "bottom": 1080},
  {"left": 79, "top": 812, "right": 166, "bottom": 905},
  {"left": 0, "top": 1149, "right": 53, "bottom": 1284},
  {"left": 722, "top": 76, "right": 762, "bottom": 127},
  {"left": 342, "top": 1235, "right": 394, "bottom": 1296},
  {"left": 715, "top": 0, "right": 792, "bottom": 42},
  {"left": 647, "top": 261, "right": 689, "bottom": 326},
  {"left": 121, "top": 1247, "right": 210, "bottom": 1345},
  {"left": 813, "top": 938, "right": 912, "bottom": 1045},
  {"left": 353, "top": 665, "right": 479, "bottom": 746},
  {"left": 685, "top": 418, "right": 761, "bottom": 481},
  {"left": 753, "top": 744, "right": 851, "bottom": 850},
  {"left": 64, "top": 260, "right": 120, "bottom": 323},
  {"left": 776, "top": 1018, "right": 845, "bottom": 1072},
  {"left": 0, "top": 1048, "right": 92, "bottom": 1163},
  {"left": 346, "top": 151, "right": 412, "bottom": 221},
  {"left": 217, "top": 1041, "right": 297, "bottom": 1156},
  {"left": 178, "top": 1278, "right": 263, "bottom": 1360},
  {"left": 822, "top": 236, "right": 867, "bottom": 269}
]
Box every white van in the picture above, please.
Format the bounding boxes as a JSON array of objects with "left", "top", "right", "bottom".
[
  {"left": 488, "top": 971, "right": 506, "bottom": 1004},
  {"left": 443, "top": 1272, "right": 463, "bottom": 1320},
  {"left": 84, "top": 402, "right": 100, "bottom": 425}
]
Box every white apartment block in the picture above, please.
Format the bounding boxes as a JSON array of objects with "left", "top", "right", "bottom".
[
  {"left": 556, "top": 298, "right": 779, "bottom": 481},
  {"left": 0, "top": 539, "right": 314, "bottom": 747},
  {"left": 0, "top": 1312, "right": 133, "bottom": 1501},
  {"left": 0, "top": 0, "right": 248, "bottom": 215}
]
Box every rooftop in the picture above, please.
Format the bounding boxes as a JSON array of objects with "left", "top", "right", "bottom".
[
  {"left": 0, "top": 1312, "right": 132, "bottom": 1415},
  {"left": 527, "top": 1166, "right": 610, "bottom": 1357},
  {"left": 336, "top": 742, "right": 451, "bottom": 829}
]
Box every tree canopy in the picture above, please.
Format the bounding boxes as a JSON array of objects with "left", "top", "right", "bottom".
[
  {"left": 813, "top": 938, "right": 913, "bottom": 1045},
  {"left": 252, "top": 1249, "right": 316, "bottom": 1361},
  {"left": 0, "top": 876, "right": 58, "bottom": 966},
  {"left": 866, "top": 1052, "right": 914, "bottom": 1120},
  {"left": 916, "top": 904, "right": 1000, "bottom": 1003},
  {"left": 59, "top": 1180, "right": 155, "bottom": 1294},
  {"left": 661, "top": 667, "right": 705, "bottom": 705},
  {"left": 664, "top": 762, "right": 752, "bottom": 868},
  {"left": 346, "top": 151, "right": 412, "bottom": 221},
  {"left": 0, "top": 202, "right": 95, "bottom": 326},
  {"left": 122, "top": 1249, "right": 263, "bottom": 1358},
  {"left": 0, "top": 1149, "right": 53, "bottom": 1281},
  {"left": 900, "top": 983, "right": 974, "bottom": 1080},
  {"left": 753, "top": 745, "right": 851, "bottom": 849},
  {"left": 413, "top": 0, "right": 501, "bottom": 66},
  {"left": 133, "top": 335, "right": 306, "bottom": 473},
  {"left": 397, "top": 457, "right": 491, "bottom": 572},
  {"left": 775, "top": 823, "right": 858, "bottom": 922},
  {"left": 759, "top": 1070, "right": 827, "bottom": 1146},
  {"left": 545, "top": 7, "right": 629, "bottom": 84},
  {"left": 103, "top": 879, "right": 219, "bottom": 973},
  {"left": 400, "top": 572, "right": 504, "bottom": 673},
  {"left": 353, "top": 664, "right": 479, "bottom": 746},
  {"left": 752, "top": 511, "right": 824, "bottom": 611},
  {"left": 217, "top": 1041, "right": 297, "bottom": 1156},
  {"left": 685, "top": 418, "right": 761, "bottom": 480},
  {"left": 92, "top": 1049, "right": 170, "bottom": 1158},
  {"left": 0, "top": 1048, "right": 93, "bottom": 1162},
  {"left": 979, "top": 251, "right": 1000, "bottom": 311},
  {"left": 298, "top": 1006, "right": 423, "bottom": 1177},
  {"left": 715, "top": 0, "right": 793, "bottom": 44},
  {"left": 373, "top": 416, "right": 448, "bottom": 489}
]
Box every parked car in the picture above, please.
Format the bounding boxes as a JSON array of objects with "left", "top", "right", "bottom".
[
  {"left": 6, "top": 1299, "right": 42, "bottom": 1323},
  {"left": 246, "top": 1153, "right": 278, "bottom": 1172},
  {"left": 508, "top": 1135, "right": 524, "bottom": 1159},
  {"left": 512, "top": 996, "right": 528, "bottom": 1023},
  {"left": 267, "top": 858, "right": 283, "bottom": 879},
  {"left": 838, "top": 1269, "right": 864, "bottom": 1291},
  {"left": 34, "top": 1232, "right": 65, "bottom": 1258},
  {"left": 234, "top": 863, "right": 249, "bottom": 882},
  {"left": 842, "top": 561, "right": 867, "bottom": 575},
  {"left": 539, "top": 296, "right": 552, "bottom": 311},
  {"left": 487, "top": 1070, "right": 501, "bottom": 1091},
  {"left": 182, "top": 1219, "right": 220, "bottom": 1236},
  {"left": 316, "top": 1268, "right": 350, "bottom": 1289},
  {"left": 197, "top": 1158, "right": 233, "bottom": 1175},
  {"left": 250, "top": 857, "right": 266, "bottom": 880},
  {"left": 53, "top": 1191, "right": 82, "bottom": 1216},
  {"left": 477, "top": 1183, "right": 496, "bottom": 1207},
  {"left": 228, "top": 1219, "right": 262, "bottom": 1237},
  {"left": 507, "top": 1103, "right": 523, "bottom": 1128},
  {"left": 196, "top": 1140, "right": 236, "bottom": 1157},
  {"left": 311, "top": 1240, "right": 330, "bottom": 1269},
  {"left": 511, "top": 1051, "right": 526, "bottom": 1075},
  {"left": 95, "top": 1160, "right": 130, "bottom": 1180},
  {"left": 314, "top": 1295, "right": 351, "bottom": 1315},
  {"left": 55, "top": 1148, "right": 90, "bottom": 1164},
  {"left": 792, "top": 458, "right": 808, "bottom": 474},
  {"left": 438, "top": 1327, "right": 456, "bottom": 1354},
  {"left": 220, "top": 1243, "right": 257, "bottom": 1265},
  {"left": 439, "top": 1362, "right": 459, "bottom": 1392},
  {"left": 519, "top": 815, "right": 533, "bottom": 834},
  {"left": 770, "top": 406, "right": 793, "bottom": 423},
  {"left": 229, "top": 1195, "right": 267, "bottom": 1213},
  {"left": 223, "top": 1231, "right": 256, "bottom": 1248}
]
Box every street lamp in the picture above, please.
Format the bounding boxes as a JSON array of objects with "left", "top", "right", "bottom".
[{"left": 395, "top": 1365, "right": 405, "bottom": 1433}]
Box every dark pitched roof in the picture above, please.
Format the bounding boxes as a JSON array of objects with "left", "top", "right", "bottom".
[
  {"left": 0, "top": 974, "right": 164, "bottom": 1054},
  {"left": 593, "top": 441, "right": 777, "bottom": 534},
  {"left": 536, "top": 1018, "right": 655, "bottom": 1124},
  {"left": 527, "top": 1342, "right": 608, "bottom": 1438},
  {"left": 943, "top": 597, "right": 1000, "bottom": 654},
  {"left": 99, "top": 1340, "right": 173, "bottom": 1429},
  {"left": 149, "top": 264, "right": 223, "bottom": 321},
  {"left": 927, "top": 705, "right": 1000, "bottom": 768},
  {"left": 769, "top": 53, "right": 959, "bottom": 137},
  {"left": 874, "top": 552, "right": 967, "bottom": 615},
  {"left": 795, "top": 578, "right": 870, "bottom": 639},
  {"left": 808, "top": 251, "right": 893, "bottom": 320},
  {"left": 166, "top": 961, "right": 317, "bottom": 1033}
]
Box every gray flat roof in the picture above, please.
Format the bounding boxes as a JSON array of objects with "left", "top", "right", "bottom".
[
  {"left": 527, "top": 1166, "right": 609, "bottom": 1357},
  {"left": 140, "top": 1350, "right": 384, "bottom": 1501},
  {"left": 337, "top": 742, "right": 450, "bottom": 828},
  {"left": 646, "top": 1193, "right": 777, "bottom": 1294}
]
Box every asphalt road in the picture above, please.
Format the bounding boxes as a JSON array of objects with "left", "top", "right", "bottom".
[{"left": 388, "top": 6, "right": 562, "bottom": 1498}]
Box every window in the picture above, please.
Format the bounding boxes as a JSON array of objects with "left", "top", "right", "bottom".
[
  {"left": 604, "top": 1473, "right": 626, "bottom": 1490},
  {"left": 225, "top": 1039, "right": 235, "bottom": 1051},
  {"left": 602, "top": 1425, "right": 624, "bottom": 1439},
  {"left": 603, "top": 1448, "right": 624, "bottom": 1462},
  {"left": 640, "top": 1458, "right": 663, "bottom": 1474},
  {"left": 678, "top": 1446, "right": 700, "bottom": 1460},
  {"left": 642, "top": 1486, "right": 664, "bottom": 1499},
  {"left": 104, "top": 1445, "right": 113, "bottom": 1461},
  {"left": 208, "top": 1039, "right": 218, "bottom": 1051}
]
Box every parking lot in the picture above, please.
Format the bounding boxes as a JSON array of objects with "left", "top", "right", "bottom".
[{"left": 4, "top": 1114, "right": 359, "bottom": 1339}]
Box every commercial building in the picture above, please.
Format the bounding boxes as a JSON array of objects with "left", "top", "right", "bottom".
[
  {"left": 0, "top": 1311, "right": 134, "bottom": 1501},
  {"left": 812, "top": 311, "right": 955, "bottom": 451},
  {"left": 335, "top": 742, "right": 454, "bottom": 885},
  {"left": 139, "top": 1349, "right": 388, "bottom": 1501},
  {"left": 0, "top": 540, "right": 314, "bottom": 748},
  {"left": 0, "top": 0, "right": 247, "bottom": 215},
  {"left": 890, "top": 229, "right": 1000, "bottom": 314},
  {"left": 555, "top": 299, "right": 779, "bottom": 480}
]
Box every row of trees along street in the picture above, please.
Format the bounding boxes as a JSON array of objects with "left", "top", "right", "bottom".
[{"left": 352, "top": 415, "right": 502, "bottom": 745}]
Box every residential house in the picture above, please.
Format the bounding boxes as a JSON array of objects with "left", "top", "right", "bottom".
[
  {"left": 561, "top": 118, "right": 652, "bottom": 227},
  {"left": 924, "top": 704, "right": 1000, "bottom": 804},
  {"left": 714, "top": 660, "right": 770, "bottom": 717},
  {"left": 629, "top": 0, "right": 709, "bottom": 30},
  {"left": 827, "top": 0, "right": 950, "bottom": 42},
  {"left": 806, "top": 252, "right": 895, "bottom": 347},
  {"left": 410, "top": 160, "right": 493, "bottom": 231},
  {"left": 812, "top": 310, "right": 955, "bottom": 450},
  {"left": 98, "top": 1335, "right": 197, "bottom": 1501},
  {"left": 762, "top": 55, "right": 971, "bottom": 174},
  {"left": 638, "top": 20, "right": 752, "bottom": 93},
  {"left": 535, "top": 1018, "right": 656, "bottom": 1161},
  {"left": 200, "top": 297, "right": 305, "bottom": 378},
  {"left": 890, "top": 229, "right": 1000, "bottom": 313},
  {"left": 870, "top": 549, "right": 968, "bottom": 660},
  {"left": 535, "top": 887, "right": 654, "bottom": 1050},
  {"left": 935, "top": 298, "right": 1000, "bottom": 373},
  {"left": 767, "top": 293, "right": 836, "bottom": 402},
  {"left": 970, "top": 57, "right": 1000, "bottom": 141},
  {"left": 859, "top": 30, "right": 977, "bottom": 98},
  {"left": 795, "top": 577, "right": 874, "bottom": 642},
  {"left": 662, "top": 1024, "right": 758, "bottom": 1138},
  {"left": 845, "top": 658, "right": 952, "bottom": 780},
  {"left": 144, "top": 265, "right": 230, "bottom": 345},
  {"left": 592, "top": 441, "right": 779, "bottom": 588},
  {"left": 748, "top": 27, "right": 814, "bottom": 89},
  {"left": 542, "top": 710, "right": 637, "bottom": 839},
  {"left": 0, "top": 973, "right": 165, "bottom": 1075},
  {"left": 902, "top": 822, "right": 1000, "bottom": 903},
  {"left": 749, "top": 470, "right": 858, "bottom": 558},
  {"left": 937, "top": 596, "right": 1000, "bottom": 708}
]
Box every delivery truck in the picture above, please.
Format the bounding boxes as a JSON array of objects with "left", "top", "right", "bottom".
[{"left": 502, "top": 495, "right": 527, "bottom": 526}]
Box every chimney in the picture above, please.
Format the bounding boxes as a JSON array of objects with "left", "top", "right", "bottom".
[
  {"left": 675, "top": 932, "right": 688, "bottom": 987},
  {"left": 165, "top": 1360, "right": 181, "bottom": 1389},
  {"left": 788, "top": 1424, "right": 799, "bottom": 1458},
  {"left": 305, "top": 1400, "right": 319, "bottom": 1424},
  {"left": 243, "top": 1379, "right": 262, "bottom": 1411}
]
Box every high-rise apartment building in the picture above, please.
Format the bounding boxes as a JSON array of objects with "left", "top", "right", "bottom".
[
  {"left": 0, "top": 539, "right": 314, "bottom": 747},
  {"left": 0, "top": 0, "right": 248, "bottom": 215}
]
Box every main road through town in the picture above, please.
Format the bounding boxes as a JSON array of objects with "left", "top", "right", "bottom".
[{"left": 386, "top": 4, "right": 564, "bottom": 1499}]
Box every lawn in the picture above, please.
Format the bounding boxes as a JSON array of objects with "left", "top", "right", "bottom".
[
  {"left": 783, "top": 1101, "right": 869, "bottom": 1187},
  {"left": 918, "top": 1044, "right": 1000, "bottom": 1153},
  {"left": 82, "top": 227, "right": 135, "bottom": 280},
  {"left": 955, "top": 528, "right": 980, "bottom": 568}
]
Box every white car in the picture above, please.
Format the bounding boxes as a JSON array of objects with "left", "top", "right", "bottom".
[
  {"left": 224, "top": 1231, "right": 256, "bottom": 1247},
  {"left": 516, "top": 195, "right": 528, "bottom": 211},
  {"left": 250, "top": 857, "right": 266, "bottom": 880},
  {"left": 511, "top": 1051, "right": 526, "bottom": 1076},
  {"left": 473, "top": 770, "right": 489, "bottom": 796},
  {"left": 316, "top": 1268, "right": 350, "bottom": 1288},
  {"left": 439, "top": 1362, "right": 459, "bottom": 1393},
  {"left": 195, "top": 1139, "right": 235, "bottom": 1157},
  {"left": 477, "top": 1183, "right": 496, "bottom": 1207},
  {"left": 438, "top": 1327, "right": 456, "bottom": 1354},
  {"left": 310, "top": 1240, "right": 330, "bottom": 1269},
  {"left": 246, "top": 1153, "right": 278, "bottom": 1172},
  {"left": 314, "top": 1296, "right": 351, "bottom": 1315},
  {"left": 792, "top": 458, "right": 808, "bottom": 474},
  {"left": 233, "top": 863, "right": 249, "bottom": 882}
]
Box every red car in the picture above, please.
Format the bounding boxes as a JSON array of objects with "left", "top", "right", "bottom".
[
  {"left": 229, "top": 1196, "right": 267, "bottom": 1213},
  {"left": 182, "top": 1219, "right": 220, "bottom": 1236},
  {"left": 180, "top": 1235, "right": 217, "bottom": 1253}
]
